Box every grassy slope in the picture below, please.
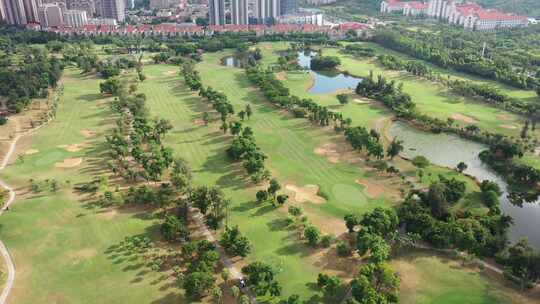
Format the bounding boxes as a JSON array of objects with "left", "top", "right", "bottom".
[{"left": 0, "top": 68, "right": 182, "bottom": 304}]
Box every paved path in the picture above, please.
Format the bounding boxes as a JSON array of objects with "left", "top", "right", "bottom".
[
  {"left": 0, "top": 103, "right": 56, "bottom": 304},
  {"left": 190, "top": 209, "right": 258, "bottom": 303},
  {"left": 0, "top": 132, "right": 21, "bottom": 304}
]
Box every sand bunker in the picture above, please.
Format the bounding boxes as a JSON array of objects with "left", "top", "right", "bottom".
[
  {"left": 355, "top": 179, "right": 384, "bottom": 198},
  {"left": 500, "top": 124, "right": 518, "bottom": 130},
  {"left": 353, "top": 98, "right": 370, "bottom": 104},
  {"left": 164, "top": 70, "right": 177, "bottom": 76},
  {"left": 81, "top": 129, "right": 97, "bottom": 137},
  {"left": 285, "top": 184, "right": 325, "bottom": 204},
  {"left": 25, "top": 149, "right": 39, "bottom": 155},
  {"left": 193, "top": 119, "right": 206, "bottom": 126},
  {"left": 59, "top": 143, "right": 86, "bottom": 152},
  {"left": 275, "top": 72, "right": 287, "bottom": 81},
  {"left": 451, "top": 113, "right": 478, "bottom": 124},
  {"left": 55, "top": 157, "right": 83, "bottom": 168},
  {"left": 535, "top": 147, "right": 540, "bottom": 156}
]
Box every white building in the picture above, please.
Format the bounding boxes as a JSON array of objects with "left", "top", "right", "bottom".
[
  {"left": 63, "top": 9, "right": 87, "bottom": 26},
  {"left": 306, "top": 0, "right": 336, "bottom": 5},
  {"left": 231, "top": 0, "right": 248, "bottom": 25},
  {"left": 87, "top": 17, "right": 116, "bottom": 24},
  {"left": 38, "top": 2, "right": 64, "bottom": 27},
  {"left": 101, "top": 0, "right": 124, "bottom": 21},
  {"left": 276, "top": 12, "right": 323, "bottom": 26},
  {"left": 256, "top": 0, "right": 280, "bottom": 24}
]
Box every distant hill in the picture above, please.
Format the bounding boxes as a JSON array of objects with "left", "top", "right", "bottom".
[{"left": 477, "top": 0, "right": 540, "bottom": 17}]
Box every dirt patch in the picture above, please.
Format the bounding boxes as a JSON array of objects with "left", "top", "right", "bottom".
[
  {"left": 314, "top": 143, "right": 344, "bottom": 164},
  {"left": 81, "top": 129, "right": 97, "bottom": 138},
  {"left": 500, "top": 124, "right": 518, "bottom": 130},
  {"left": 67, "top": 248, "right": 97, "bottom": 260},
  {"left": 275, "top": 72, "right": 287, "bottom": 81},
  {"left": 496, "top": 114, "right": 512, "bottom": 121},
  {"left": 391, "top": 259, "right": 421, "bottom": 296},
  {"left": 24, "top": 149, "right": 39, "bottom": 155},
  {"left": 193, "top": 119, "right": 206, "bottom": 126},
  {"left": 451, "top": 113, "right": 478, "bottom": 124},
  {"left": 97, "top": 208, "right": 118, "bottom": 220},
  {"left": 59, "top": 143, "right": 87, "bottom": 152},
  {"left": 355, "top": 179, "right": 384, "bottom": 198},
  {"left": 285, "top": 184, "right": 325, "bottom": 204},
  {"left": 55, "top": 158, "right": 83, "bottom": 168}
]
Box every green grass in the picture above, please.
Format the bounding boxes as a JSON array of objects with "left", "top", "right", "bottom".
[
  {"left": 0, "top": 68, "right": 183, "bottom": 304},
  {"left": 138, "top": 61, "right": 400, "bottom": 299},
  {"left": 392, "top": 251, "right": 520, "bottom": 304}
]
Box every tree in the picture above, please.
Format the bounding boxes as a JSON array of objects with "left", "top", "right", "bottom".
[
  {"left": 428, "top": 182, "right": 450, "bottom": 219},
  {"left": 412, "top": 155, "right": 429, "bottom": 168},
  {"left": 351, "top": 263, "right": 399, "bottom": 304},
  {"left": 239, "top": 295, "right": 250, "bottom": 304},
  {"left": 99, "top": 78, "right": 122, "bottom": 95},
  {"left": 202, "top": 112, "right": 210, "bottom": 126},
  {"left": 317, "top": 273, "right": 343, "bottom": 297},
  {"left": 241, "top": 262, "right": 281, "bottom": 297},
  {"left": 276, "top": 194, "right": 289, "bottom": 205},
  {"left": 238, "top": 110, "right": 246, "bottom": 121},
  {"left": 230, "top": 121, "right": 243, "bottom": 136},
  {"left": 220, "top": 226, "right": 252, "bottom": 258},
  {"left": 183, "top": 271, "right": 216, "bottom": 299},
  {"left": 456, "top": 162, "right": 468, "bottom": 173},
  {"left": 245, "top": 104, "right": 252, "bottom": 119},
  {"left": 221, "top": 269, "right": 230, "bottom": 283},
  {"left": 267, "top": 178, "right": 281, "bottom": 200},
  {"left": 256, "top": 190, "right": 269, "bottom": 203},
  {"left": 344, "top": 214, "right": 359, "bottom": 233},
  {"left": 211, "top": 286, "right": 222, "bottom": 304},
  {"left": 357, "top": 230, "right": 390, "bottom": 263},
  {"left": 304, "top": 225, "right": 321, "bottom": 246},
  {"left": 220, "top": 122, "right": 228, "bottom": 134},
  {"left": 387, "top": 138, "right": 404, "bottom": 160},
  {"left": 337, "top": 94, "right": 349, "bottom": 105},
  {"left": 161, "top": 214, "right": 189, "bottom": 242}
]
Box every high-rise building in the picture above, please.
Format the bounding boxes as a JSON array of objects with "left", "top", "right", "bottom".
[
  {"left": 208, "top": 0, "right": 224, "bottom": 25},
  {"left": 101, "top": 0, "right": 124, "bottom": 21},
  {"left": 66, "top": 0, "right": 95, "bottom": 17},
  {"left": 38, "top": 2, "right": 63, "bottom": 27},
  {"left": 2, "top": 0, "right": 28, "bottom": 25},
  {"left": 231, "top": 0, "right": 247, "bottom": 25},
  {"left": 279, "top": 0, "right": 296, "bottom": 15},
  {"left": 256, "top": 0, "right": 279, "bottom": 24},
  {"left": 63, "top": 8, "right": 86, "bottom": 26},
  {"left": 23, "top": 0, "right": 41, "bottom": 22}
]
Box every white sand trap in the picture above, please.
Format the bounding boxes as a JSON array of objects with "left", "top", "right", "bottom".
[
  {"left": 451, "top": 113, "right": 478, "bottom": 124},
  {"left": 535, "top": 147, "right": 540, "bottom": 156},
  {"left": 55, "top": 158, "right": 83, "bottom": 168},
  {"left": 164, "top": 70, "right": 177, "bottom": 76},
  {"left": 500, "top": 124, "right": 518, "bottom": 130},
  {"left": 81, "top": 129, "right": 97, "bottom": 137},
  {"left": 355, "top": 179, "right": 384, "bottom": 198},
  {"left": 285, "top": 184, "right": 325, "bottom": 204},
  {"left": 353, "top": 98, "right": 370, "bottom": 104},
  {"left": 59, "top": 143, "right": 86, "bottom": 152},
  {"left": 25, "top": 149, "right": 39, "bottom": 155}
]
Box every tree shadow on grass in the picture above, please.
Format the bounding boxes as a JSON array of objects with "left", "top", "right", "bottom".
[{"left": 266, "top": 218, "right": 294, "bottom": 231}]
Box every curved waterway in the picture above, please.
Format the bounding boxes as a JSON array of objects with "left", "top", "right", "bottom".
[
  {"left": 389, "top": 122, "right": 540, "bottom": 247},
  {"left": 297, "top": 52, "right": 362, "bottom": 94}
]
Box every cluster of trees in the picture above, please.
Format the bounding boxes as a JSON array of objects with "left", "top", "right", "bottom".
[
  {"left": 355, "top": 71, "right": 415, "bottom": 116},
  {"left": 496, "top": 239, "right": 540, "bottom": 289},
  {"left": 343, "top": 207, "right": 401, "bottom": 303},
  {"left": 398, "top": 181, "right": 512, "bottom": 256},
  {"left": 241, "top": 262, "right": 282, "bottom": 298},
  {"left": 345, "top": 126, "right": 385, "bottom": 160},
  {"left": 342, "top": 44, "right": 376, "bottom": 57},
  {"left": 190, "top": 186, "right": 230, "bottom": 229},
  {"left": 219, "top": 226, "right": 251, "bottom": 258},
  {"left": 226, "top": 122, "right": 270, "bottom": 183},
  {"left": 181, "top": 240, "right": 221, "bottom": 298},
  {"left": 372, "top": 28, "right": 539, "bottom": 90},
  {"left": 372, "top": 28, "right": 538, "bottom": 89},
  {"left": 310, "top": 55, "right": 341, "bottom": 70},
  {"left": 377, "top": 54, "right": 431, "bottom": 77},
  {"left": 0, "top": 47, "right": 63, "bottom": 113}
]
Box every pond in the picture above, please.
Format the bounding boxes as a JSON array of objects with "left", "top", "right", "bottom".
[
  {"left": 297, "top": 51, "right": 362, "bottom": 94},
  {"left": 389, "top": 121, "right": 540, "bottom": 248}
]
